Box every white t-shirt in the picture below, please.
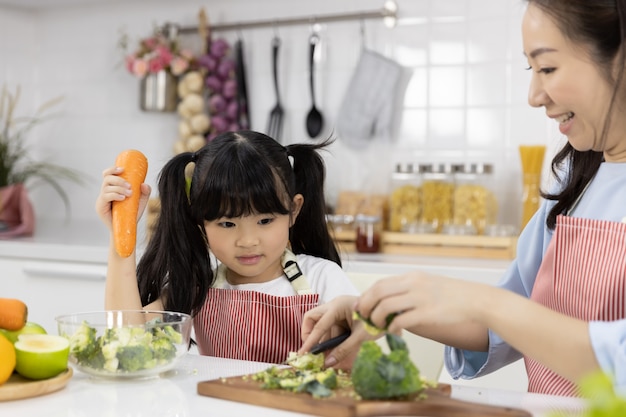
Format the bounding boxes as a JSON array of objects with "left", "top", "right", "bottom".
[{"left": 213, "top": 254, "right": 359, "bottom": 303}]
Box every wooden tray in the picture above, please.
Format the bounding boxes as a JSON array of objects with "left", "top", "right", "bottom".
[
  {"left": 0, "top": 368, "right": 73, "bottom": 402},
  {"left": 197, "top": 373, "right": 531, "bottom": 417}
]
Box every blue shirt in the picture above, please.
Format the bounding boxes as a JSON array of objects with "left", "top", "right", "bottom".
[{"left": 444, "top": 162, "right": 626, "bottom": 390}]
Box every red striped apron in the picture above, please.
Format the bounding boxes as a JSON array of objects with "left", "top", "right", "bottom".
[
  {"left": 193, "top": 250, "right": 320, "bottom": 364},
  {"left": 526, "top": 215, "right": 626, "bottom": 396}
]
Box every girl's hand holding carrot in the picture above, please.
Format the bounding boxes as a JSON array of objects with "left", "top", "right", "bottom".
[{"left": 96, "top": 149, "right": 150, "bottom": 258}]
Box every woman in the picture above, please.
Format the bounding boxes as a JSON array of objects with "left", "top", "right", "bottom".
[{"left": 299, "top": 0, "right": 626, "bottom": 396}]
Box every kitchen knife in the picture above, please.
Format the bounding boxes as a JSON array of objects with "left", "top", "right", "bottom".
[{"left": 309, "top": 331, "right": 351, "bottom": 355}]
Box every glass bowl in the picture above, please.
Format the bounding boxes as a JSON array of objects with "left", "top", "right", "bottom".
[{"left": 56, "top": 310, "right": 192, "bottom": 379}]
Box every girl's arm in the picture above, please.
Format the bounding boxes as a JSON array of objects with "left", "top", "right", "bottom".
[{"left": 96, "top": 166, "right": 162, "bottom": 311}]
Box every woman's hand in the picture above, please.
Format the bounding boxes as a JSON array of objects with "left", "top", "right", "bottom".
[
  {"left": 95, "top": 166, "right": 151, "bottom": 230},
  {"left": 357, "top": 271, "right": 487, "bottom": 337}
]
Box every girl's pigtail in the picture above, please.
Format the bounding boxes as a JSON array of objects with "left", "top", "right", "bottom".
[
  {"left": 137, "top": 152, "right": 212, "bottom": 315},
  {"left": 286, "top": 139, "right": 341, "bottom": 266}
]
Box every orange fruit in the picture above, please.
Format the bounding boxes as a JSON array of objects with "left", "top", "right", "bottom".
[{"left": 0, "top": 333, "right": 16, "bottom": 385}]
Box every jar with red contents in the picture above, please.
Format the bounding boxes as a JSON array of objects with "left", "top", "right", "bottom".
[{"left": 354, "top": 213, "right": 382, "bottom": 253}]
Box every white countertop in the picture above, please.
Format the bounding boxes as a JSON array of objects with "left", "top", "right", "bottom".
[{"left": 2, "top": 353, "right": 586, "bottom": 416}]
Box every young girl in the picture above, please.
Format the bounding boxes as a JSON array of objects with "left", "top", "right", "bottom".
[{"left": 96, "top": 130, "right": 359, "bottom": 364}]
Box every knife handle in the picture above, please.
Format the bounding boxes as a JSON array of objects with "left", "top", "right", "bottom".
[{"left": 309, "top": 331, "right": 351, "bottom": 355}]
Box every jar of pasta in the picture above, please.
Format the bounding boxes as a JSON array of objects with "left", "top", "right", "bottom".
[
  {"left": 452, "top": 163, "right": 497, "bottom": 235},
  {"left": 419, "top": 163, "right": 455, "bottom": 233},
  {"left": 388, "top": 163, "right": 421, "bottom": 232}
]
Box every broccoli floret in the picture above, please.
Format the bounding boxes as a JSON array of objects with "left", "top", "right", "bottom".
[
  {"left": 116, "top": 344, "right": 154, "bottom": 372},
  {"left": 351, "top": 333, "right": 423, "bottom": 400},
  {"left": 352, "top": 311, "right": 398, "bottom": 336},
  {"left": 68, "top": 321, "right": 105, "bottom": 368},
  {"left": 152, "top": 336, "right": 177, "bottom": 362}
]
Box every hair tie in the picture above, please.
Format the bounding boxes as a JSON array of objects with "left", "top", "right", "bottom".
[{"left": 191, "top": 152, "right": 198, "bottom": 163}]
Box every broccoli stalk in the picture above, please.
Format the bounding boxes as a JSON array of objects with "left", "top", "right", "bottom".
[{"left": 351, "top": 333, "right": 423, "bottom": 400}]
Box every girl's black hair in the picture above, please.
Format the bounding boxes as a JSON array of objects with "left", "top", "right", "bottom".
[
  {"left": 137, "top": 131, "right": 340, "bottom": 315},
  {"left": 526, "top": 0, "right": 625, "bottom": 229}
]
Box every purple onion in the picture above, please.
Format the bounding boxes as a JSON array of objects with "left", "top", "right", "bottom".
[
  {"left": 226, "top": 100, "right": 238, "bottom": 120},
  {"left": 211, "top": 115, "right": 228, "bottom": 132},
  {"left": 209, "top": 94, "right": 227, "bottom": 113},
  {"left": 210, "top": 39, "right": 230, "bottom": 58},
  {"left": 222, "top": 79, "right": 237, "bottom": 99},
  {"left": 197, "top": 54, "right": 217, "bottom": 71},
  {"left": 204, "top": 75, "right": 222, "bottom": 93},
  {"left": 216, "top": 59, "right": 235, "bottom": 79}
]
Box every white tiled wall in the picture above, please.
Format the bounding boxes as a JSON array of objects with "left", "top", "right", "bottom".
[{"left": 0, "top": 0, "right": 562, "bottom": 227}]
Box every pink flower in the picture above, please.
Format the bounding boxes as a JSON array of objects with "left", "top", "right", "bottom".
[
  {"left": 170, "top": 57, "right": 189, "bottom": 76},
  {"left": 148, "top": 58, "right": 165, "bottom": 73},
  {"left": 132, "top": 59, "right": 148, "bottom": 77}
]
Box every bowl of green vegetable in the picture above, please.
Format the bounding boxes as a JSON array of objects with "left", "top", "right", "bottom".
[{"left": 56, "top": 310, "right": 192, "bottom": 378}]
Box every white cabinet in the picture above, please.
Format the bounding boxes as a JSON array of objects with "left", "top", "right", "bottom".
[{"left": 0, "top": 257, "right": 107, "bottom": 335}]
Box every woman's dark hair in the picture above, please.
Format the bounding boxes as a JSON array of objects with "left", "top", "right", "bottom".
[
  {"left": 137, "top": 131, "right": 340, "bottom": 315},
  {"left": 527, "top": 0, "right": 625, "bottom": 229}
]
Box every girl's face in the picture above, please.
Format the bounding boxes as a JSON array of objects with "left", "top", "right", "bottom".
[
  {"left": 523, "top": 3, "right": 626, "bottom": 161},
  {"left": 204, "top": 194, "right": 304, "bottom": 285}
]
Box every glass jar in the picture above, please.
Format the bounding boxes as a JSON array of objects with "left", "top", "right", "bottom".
[
  {"left": 419, "top": 163, "right": 455, "bottom": 233},
  {"left": 354, "top": 213, "right": 382, "bottom": 253},
  {"left": 388, "top": 163, "right": 421, "bottom": 232},
  {"left": 452, "top": 163, "right": 497, "bottom": 235}
]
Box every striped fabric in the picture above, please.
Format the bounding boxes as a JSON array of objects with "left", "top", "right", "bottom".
[
  {"left": 526, "top": 215, "right": 626, "bottom": 396},
  {"left": 194, "top": 288, "right": 319, "bottom": 364}
]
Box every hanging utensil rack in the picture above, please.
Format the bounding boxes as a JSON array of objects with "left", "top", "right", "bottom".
[{"left": 166, "top": 0, "right": 398, "bottom": 34}]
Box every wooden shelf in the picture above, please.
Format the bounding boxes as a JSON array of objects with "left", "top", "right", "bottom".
[{"left": 331, "top": 230, "right": 517, "bottom": 260}]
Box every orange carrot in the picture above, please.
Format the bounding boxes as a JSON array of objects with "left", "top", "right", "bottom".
[
  {"left": 0, "top": 298, "right": 28, "bottom": 331},
  {"left": 112, "top": 149, "right": 148, "bottom": 258}
]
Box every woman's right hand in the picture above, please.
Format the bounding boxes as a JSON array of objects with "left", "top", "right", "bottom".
[{"left": 95, "top": 166, "right": 151, "bottom": 230}]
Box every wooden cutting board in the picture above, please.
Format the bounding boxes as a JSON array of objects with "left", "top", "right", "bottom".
[
  {"left": 0, "top": 368, "right": 73, "bottom": 401},
  {"left": 197, "top": 373, "right": 531, "bottom": 417}
]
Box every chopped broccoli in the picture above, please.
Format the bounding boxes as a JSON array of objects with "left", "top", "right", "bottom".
[
  {"left": 284, "top": 351, "right": 324, "bottom": 370},
  {"left": 64, "top": 320, "right": 183, "bottom": 374},
  {"left": 251, "top": 354, "right": 342, "bottom": 399},
  {"left": 351, "top": 333, "right": 423, "bottom": 400}
]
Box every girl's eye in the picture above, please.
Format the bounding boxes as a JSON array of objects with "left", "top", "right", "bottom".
[
  {"left": 258, "top": 218, "right": 274, "bottom": 226},
  {"left": 218, "top": 221, "right": 236, "bottom": 228}
]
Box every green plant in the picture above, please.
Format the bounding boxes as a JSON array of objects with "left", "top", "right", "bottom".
[{"left": 0, "top": 84, "right": 83, "bottom": 213}]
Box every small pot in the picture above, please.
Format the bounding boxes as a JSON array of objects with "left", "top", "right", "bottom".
[{"left": 140, "top": 70, "right": 178, "bottom": 112}]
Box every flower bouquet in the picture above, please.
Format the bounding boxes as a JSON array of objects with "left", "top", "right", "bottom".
[{"left": 122, "top": 27, "right": 194, "bottom": 78}]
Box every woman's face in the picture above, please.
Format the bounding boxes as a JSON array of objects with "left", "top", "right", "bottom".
[{"left": 523, "top": 3, "right": 626, "bottom": 161}]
